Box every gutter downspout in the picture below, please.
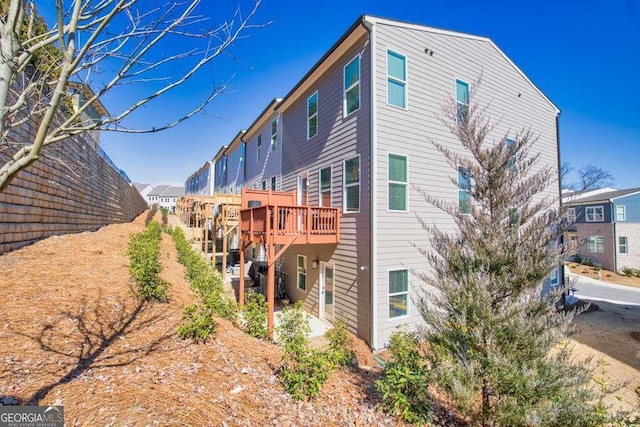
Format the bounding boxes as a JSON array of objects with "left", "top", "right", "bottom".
[
  {"left": 555, "top": 111, "right": 565, "bottom": 286},
  {"left": 363, "top": 16, "right": 378, "bottom": 350}
]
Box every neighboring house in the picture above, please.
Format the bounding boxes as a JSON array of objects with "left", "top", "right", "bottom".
[
  {"left": 213, "top": 145, "right": 228, "bottom": 194},
  {"left": 190, "top": 15, "right": 561, "bottom": 349},
  {"left": 157, "top": 186, "right": 185, "bottom": 212},
  {"left": 185, "top": 161, "right": 215, "bottom": 196},
  {"left": 565, "top": 188, "right": 640, "bottom": 272},
  {"left": 133, "top": 183, "right": 154, "bottom": 204},
  {"left": 223, "top": 131, "right": 247, "bottom": 194},
  {"left": 147, "top": 185, "right": 169, "bottom": 207}
]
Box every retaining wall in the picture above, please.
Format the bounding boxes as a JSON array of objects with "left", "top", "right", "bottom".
[{"left": 0, "top": 132, "right": 147, "bottom": 254}]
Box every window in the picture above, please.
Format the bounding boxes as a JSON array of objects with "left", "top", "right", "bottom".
[
  {"left": 506, "top": 138, "right": 516, "bottom": 172},
  {"left": 509, "top": 208, "right": 519, "bottom": 226},
  {"left": 271, "top": 118, "right": 278, "bottom": 151},
  {"left": 616, "top": 205, "right": 626, "bottom": 221},
  {"left": 307, "top": 91, "right": 318, "bottom": 139},
  {"left": 458, "top": 166, "right": 471, "bottom": 214},
  {"left": 456, "top": 79, "right": 469, "bottom": 122},
  {"left": 567, "top": 208, "right": 576, "bottom": 223},
  {"left": 586, "top": 206, "right": 604, "bottom": 222},
  {"left": 344, "top": 56, "right": 360, "bottom": 116},
  {"left": 297, "top": 255, "right": 307, "bottom": 291},
  {"left": 270, "top": 176, "right": 277, "bottom": 191},
  {"left": 387, "top": 50, "right": 406, "bottom": 108},
  {"left": 257, "top": 134, "right": 262, "bottom": 161},
  {"left": 619, "top": 236, "right": 628, "bottom": 254},
  {"left": 319, "top": 166, "right": 332, "bottom": 206},
  {"left": 344, "top": 156, "right": 360, "bottom": 212},
  {"left": 388, "top": 154, "right": 407, "bottom": 211},
  {"left": 389, "top": 269, "right": 409, "bottom": 319},
  {"left": 587, "top": 236, "right": 604, "bottom": 253},
  {"left": 549, "top": 269, "right": 559, "bottom": 287},
  {"left": 261, "top": 180, "right": 267, "bottom": 190}
]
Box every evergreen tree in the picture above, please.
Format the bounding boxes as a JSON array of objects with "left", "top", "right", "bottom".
[{"left": 414, "top": 95, "right": 612, "bottom": 426}]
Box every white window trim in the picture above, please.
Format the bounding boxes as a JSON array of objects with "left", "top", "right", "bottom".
[
  {"left": 343, "top": 154, "right": 361, "bottom": 214},
  {"left": 455, "top": 78, "right": 470, "bottom": 121},
  {"left": 271, "top": 118, "right": 278, "bottom": 151},
  {"left": 307, "top": 91, "right": 318, "bottom": 140},
  {"left": 386, "top": 49, "right": 408, "bottom": 109},
  {"left": 458, "top": 165, "right": 472, "bottom": 215},
  {"left": 387, "top": 268, "right": 409, "bottom": 320},
  {"left": 619, "top": 236, "right": 628, "bottom": 254},
  {"left": 506, "top": 137, "right": 517, "bottom": 172},
  {"left": 318, "top": 165, "right": 333, "bottom": 207},
  {"left": 297, "top": 254, "right": 307, "bottom": 291},
  {"left": 387, "top": 152, "right": 409, "bottom": 212},
  {"left": 343, "top": 55, "right": 361, "bottom": 118},
  {"left": 567, "top": 207, "right": 576, "bottom": 223},
  {"left": 586, "top": 206, "right": 604, "bottom": 222},
  {"left": 257, "top": 133, "right": 262, "bottom": 161},
  {"left": 549, "top": 269, "right": 559, "bottom": 287},
  {"left": 616, "top": 205, "right": 626, "bottom": 221},
  {"left": 587, "top": 236, "right": 604, "bottom": 253}
]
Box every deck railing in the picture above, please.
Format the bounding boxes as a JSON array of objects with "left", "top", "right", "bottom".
[{"left": 240, "top": 204, "right": 340, "bottom": 244}]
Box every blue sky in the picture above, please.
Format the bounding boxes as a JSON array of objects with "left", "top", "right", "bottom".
[{"left": 43, "top": 0, "right": 640, "bottom": 188}]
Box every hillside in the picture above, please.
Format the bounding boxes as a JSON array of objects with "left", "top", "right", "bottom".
[{"left": 0, "top": 213, "right": 397, "bottom": 426}]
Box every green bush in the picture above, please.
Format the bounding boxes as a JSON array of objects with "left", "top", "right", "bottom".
[
  {"left": 323, "top": 320, "right": 355, "bottom": 367},
  {"left": 171, "top": 227, "right": 237, "bottom": 321},
  {"left": 375, "top": 331, "right": 434, "bottom": 425},
  {"left": 243, "top": 292, "right": 268, "bottom": 340},
  {"left": 128, "top": 220, "right": 168, "bottom": 302},
  {"left": 581, "top": 257, "right": 594, "bottom": 267},
  {"left": 161, "top": 208, "right": 168, "bottom": 227},
  {"left": 634, "top": 269, "right": 640, "bottom": 278},
  {"left": 145, "top": 205, "right": 158, "bottom": 226},
  {"left": 594, "top": 262, "right": 603, "bottom": 271},
  {"left": 622, "top": 267, "right": 635, "bottom": 277},
  {"left": 276, "top": 303, "right": 354, "bottom": 401},
  {"left": 178, "top": 304, "right": 216, "bottom": 343}
]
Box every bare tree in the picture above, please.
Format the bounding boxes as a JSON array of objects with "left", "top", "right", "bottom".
[
  {"left": 561, "top": 162, "right": 615, "bottom": 192},
  {"left": 0, "top": 0, "right": 263, "bottom": 192}
]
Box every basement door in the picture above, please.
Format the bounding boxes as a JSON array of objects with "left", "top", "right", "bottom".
[{"left": 319, "top": 261, "right": 335, "bottom": 324}]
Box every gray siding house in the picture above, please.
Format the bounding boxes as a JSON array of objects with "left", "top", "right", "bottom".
[
  {"left": 185, "top": 160, "right": 215, "bottom": 196},
  {"left": 187, "top": 15, "right": 560, "bottom": 349},
  {"left": 243, "top": 99, "right": 283, "bottom": 191},
  {"left": 267, "top": 16, "right": 560, "bottom": 349},
  {"left": 223, "top": 131, "right": 247, "bottom": 194},
  {"left": 565, "top": 188, "right": 640, "bottom": 272}
]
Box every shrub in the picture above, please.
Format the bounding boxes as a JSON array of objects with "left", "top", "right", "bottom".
[
  {"left": 276, "top": 304, "right": 356, "bottom": 401},
  {"left": 622, "top": 267, "right": 635, "bottom": 277},
  {"left": 161, "top": 208, "right": 168, "bottom": 227},
  {"left": 323, "top": 320, "right": 355, "bottom": 368},
  {"left": 375, "top": 331, "right": 434, "bottom": 425},
  {"left": 277, "top": 303, "right": 328, "bottom": 400},
  {"left": 145, "top": 205, "right": 158, "bottom": 226},
  {"left": 593, "top": 262, "right": 603, "bottom": 271},
  {"left": 128, "top": 220, "right": 168, "bottom": 302},
  {"left": 178, "top": 304, "right": 216, "bottom": 343},
  {"left": 581, "top": 257, "right": 594, "bottom": 267},
  {"left": 243, "top": 292, "right": 268, "bottom": 340},
  {"left": 634, "top": 269, "right": 640, "bottom": 278},
  {"left": 171, "top": 227, "right": 237, "bottom": 321}
]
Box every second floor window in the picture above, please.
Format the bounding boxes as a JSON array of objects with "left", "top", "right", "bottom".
[
  {"left": 388, "top": 154, "right": 408, "bottom": 211},
  {"left": 456, "top": 79, "right": 469, "bottom": 122},
  {"left": 586, "top": 206, "right": 604, "bottom": 222},
  {"left": 616, "top": 205, "right": 626, "bottom": 221},
  {"left": 387, "top": 50, "right": 406, "bottom": 108},
  {"left": 458, "top": 166, "right": 471, "bottom": 214},
  {"left": 307, "top": 92, "right": 318, "bottom": 139},
  {"left": 344, "top": 56, "right": 360, "bottom": 116},
  {"left": 271, "top": 118, "right": 278, "bottom": 151},
  {"left": 257, "top": 134, "right": 262, "bottom": 161},
  {"left": 506, "top": 138, "right": 516, "bottom": 172},
  {"left": 344, "top": 156, "right": 360, "bottom": 213},
  {"left": 271, "top": 176, "right": 277, "bottom": 191}
]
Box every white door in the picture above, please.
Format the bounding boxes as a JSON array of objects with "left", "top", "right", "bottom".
[{"left": 319, "top": 261, "right": 335, "bottom": 323}]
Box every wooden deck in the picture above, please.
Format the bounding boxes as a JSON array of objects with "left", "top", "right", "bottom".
[{"left": 239, "top": 189, "right": 340, "bottom": 245}]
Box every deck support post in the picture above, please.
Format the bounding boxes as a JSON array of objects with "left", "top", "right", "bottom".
[{"left": 267, "top": 242, "right": 275, "bottom": 339}]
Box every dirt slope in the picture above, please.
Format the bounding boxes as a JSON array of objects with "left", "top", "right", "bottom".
[{"left": 0, "top": 213, "right": 394, "bottom": 426}]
